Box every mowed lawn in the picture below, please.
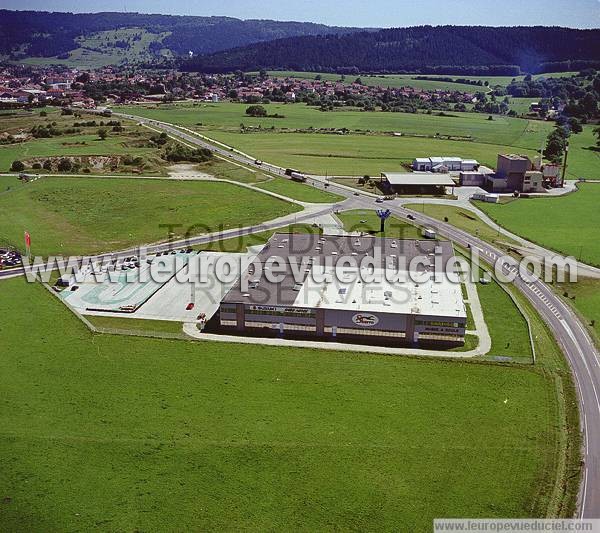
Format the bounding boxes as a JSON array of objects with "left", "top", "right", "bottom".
[
  {"left": 475, "top": 183, "right": 600, "bottom": 266},
  {"left": 0, "top": 176, "right": 300, "bottom": 256},
  {"left": 0, "top": 278, "right": 564, "bottom": 530}
]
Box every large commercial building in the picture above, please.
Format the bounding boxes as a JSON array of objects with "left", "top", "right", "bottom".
[
  {"left": 219, "top": 234, "right": 467, "bottom": 346},
  {"left": 380, "top": 172, "right": 456, "bottom": 195}
]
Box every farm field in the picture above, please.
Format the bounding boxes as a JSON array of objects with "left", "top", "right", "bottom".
[
  {"left": 205, "top": 131, "right": 540, "bottom": 176},
  {"left": 263, "top": 70, "right": 578, "bottom": 91},
  {"left": 118, "top": 102, "right": 549, "bottom": 146},
  {"left": 0, "top": 176, "right": 300, "bottom": 256},
  {"left": 117, "top": 103, "right": 598, "bottom": 179},
  {"left": 0, "top": 277, "right": 572, "bottom": 530},
  {"left": 255, "top": 177, "right": 344, "bottom": 202},
  {"left": 475, "top": 183, "right": 600, "bottom": 267}
]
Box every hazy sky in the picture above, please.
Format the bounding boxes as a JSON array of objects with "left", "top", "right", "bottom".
[{"left": 5, "top": 0, "right": 600, "bottom": 28}]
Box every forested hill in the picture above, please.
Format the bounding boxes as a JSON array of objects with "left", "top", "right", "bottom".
[
  {"left": 184, "top": 25, "right": 600, "bottom": 75},
  {"left": 0, "top": 10, "right": 365, "bottom": 60}
]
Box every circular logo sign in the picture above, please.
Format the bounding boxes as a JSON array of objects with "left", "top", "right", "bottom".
[{"left": 352, "top": 313, "right": 379, "bottom": 327}]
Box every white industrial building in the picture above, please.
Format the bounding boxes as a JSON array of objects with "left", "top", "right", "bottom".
[
  {"left": 220, "top": 234, "right": 467, "bottom": 346},
  {"left": 412, "top": 157, "right": 479, "bottom": 172}
]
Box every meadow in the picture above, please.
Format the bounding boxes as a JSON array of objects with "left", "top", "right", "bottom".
[
  {"left": 0, "top": 176, "right": 300, "bottom": 256},
  {"left": 475, "top": 183, "right": 600, "bottom": 267},
  {"left": 264, "top": 70, "right": 578, "bottom": 91},
  {"left": 0, "top": 277, "right": 574, "bottom": 530},
  {"left": 118, "top": 102, "right": 598, "bottom": 179}
]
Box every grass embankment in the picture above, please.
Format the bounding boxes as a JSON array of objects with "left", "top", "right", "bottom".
[
  {"left": 0, "top": 176, "right": 300, "bottom": 256},
  {"left": 255, "top": 177, "right": 344, "bottom": 203},
  {"left": 0, "top": 277, "right": 578, "bottom": 530}
]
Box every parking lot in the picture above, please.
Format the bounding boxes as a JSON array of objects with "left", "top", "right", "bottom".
[
  {"left": 0, "top": 248, "right": 22, "bottom": 269},
  {"left": 58, "top": 247, "right": 260, "bottom": 323}
]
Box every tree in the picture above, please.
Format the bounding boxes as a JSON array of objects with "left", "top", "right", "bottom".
[
  {"left": 57, "top": 158, "right": 73, "bottom": 172},
  {"left": 97, "top": 128, "right": 108, "bottom": 140},
  {"left": 568, "top": 117, "right": 583, "bottom": 134},
  {"left": 245, "top": 105, "right": 267, "bottom": 117},
  {"left": 544, "top": 127, "right": 569, "bottom": 163},
  {"left": 594, "top": 126, "right": 600, "bottom": 147},
  {"left": 10, "top": 160, "right": 25, "bottom": 172}
]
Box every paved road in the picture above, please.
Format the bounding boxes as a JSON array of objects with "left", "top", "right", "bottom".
[{"left": 5, "top": 109, "right": 598, "bottom": 517}]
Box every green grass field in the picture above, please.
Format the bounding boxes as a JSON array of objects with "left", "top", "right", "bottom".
[
  {"left": 117, "top": 103, "right": 598, "bottom": 179},
  {"left": 0, "top": 176, "right": 300, "bottom": 256},
  {"left": 263, "top": 70, "right": 578, "bottom": 91},
  {"left": 475, "top": 183, "right": 600, "bottom": 266},
  {"left": 256, "top": 177, "right": 344, "bottom": 203},
  {"left": 118, "top": 102, "right": 547, "bottom": 145},
  {"left": 478, "top": 277, "right": 533, "bottom": 361},
  {"left": 206, "top": 132, "right": 541, "bottom": 176},
  {"left": 0, "top": 277, "right": 574, "bottom": 530},
  {"left": 555, "top": 277, "right": 600, "bottom": 340}
]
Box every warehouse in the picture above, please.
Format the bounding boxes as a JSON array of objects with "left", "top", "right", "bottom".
[
  {"left": 412, "top": 157, "right": 479, "bottom": 172},
  {"left": 380, "top": 172, "right": 456, "bottom": 195},
  {"left": 219, "top": 234, "right": 467, "bottom": 346}
]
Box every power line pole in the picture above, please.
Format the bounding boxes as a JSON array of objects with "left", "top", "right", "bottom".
[{"left": 560, "top": 144, "right": 569, "bottom": 187}]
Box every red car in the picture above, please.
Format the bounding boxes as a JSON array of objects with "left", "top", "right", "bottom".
[{"left": 186, "top": 303, "right": 195, "bottom": 311}]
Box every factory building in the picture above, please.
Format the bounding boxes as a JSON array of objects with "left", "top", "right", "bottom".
[
  {"left": 219, "top": 234, "right": 467, "bottom": 346},
  {"left": 412, "top": 157, "right": 479, "bottom": 172}
]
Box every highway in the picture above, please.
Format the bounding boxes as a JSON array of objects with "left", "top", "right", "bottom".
[{"left": 3, "top": 109, "right": 598, "bottom": 517}]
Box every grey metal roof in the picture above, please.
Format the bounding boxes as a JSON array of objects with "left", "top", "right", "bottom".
[{"left": 381, "top": 173, "right": 456, "bottom": 186}]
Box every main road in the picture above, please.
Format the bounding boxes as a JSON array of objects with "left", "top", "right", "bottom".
[{"left": 4, "top": 109, "right": 598, "bottom": 517}]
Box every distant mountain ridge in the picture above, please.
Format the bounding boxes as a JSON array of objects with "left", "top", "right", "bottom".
[
  {"left": 0, "top": 10, "right": 366, "bottom": 61},
  {"left": 184, "top": 25, "right": 600, "bottom": 75}
]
